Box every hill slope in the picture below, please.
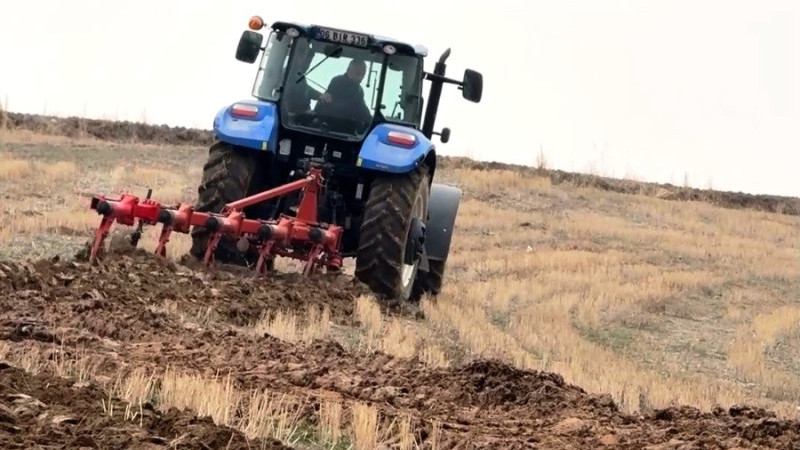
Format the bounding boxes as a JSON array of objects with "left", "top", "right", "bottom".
[{"left": 1, "top": 113, "right": 799, "bottom": 448}]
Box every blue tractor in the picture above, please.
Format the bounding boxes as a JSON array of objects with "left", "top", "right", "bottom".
[{"left": 188, "top": 16, "right": 483, "bottom": 302}]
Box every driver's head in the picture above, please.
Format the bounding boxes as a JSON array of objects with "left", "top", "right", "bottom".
[{"left": 346, "top": 59, "right": 366, "bottom": 83}]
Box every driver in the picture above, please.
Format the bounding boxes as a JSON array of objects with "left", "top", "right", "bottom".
[{"left": 319, "top": 59, "right": 373, "bottom": 125}]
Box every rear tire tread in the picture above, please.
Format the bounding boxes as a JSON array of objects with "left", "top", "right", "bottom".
[
  {"left": 355, "top": 163, "right": 429, "bottom": 301},
  {"left": 189, "top": 140, "right": 259, "bottom": 266}
]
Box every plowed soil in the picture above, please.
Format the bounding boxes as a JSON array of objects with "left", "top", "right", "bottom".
[{"left": 1, "top": 247, "right": 800, "bottom": 448}]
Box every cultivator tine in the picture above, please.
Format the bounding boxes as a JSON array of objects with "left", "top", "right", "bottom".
[
  {"left": 303, "top": 243, "right": 323, "bottom": 277},
  {"left": 89, "top": 214, "right": 115, "bottom": 265},
  {"left": 254, "top": 222, "right": 282, "bottom": 276},
  {"left": 202, "top": 211, "right": 243, "bottom": 268},
  {"left": 129, "top": 188, "right": 152, "bottom": 248},
  {"left": 153, "top": 203, "right": 197, "bottom": 259},
  {"left": 255, "top": 240, "right": 275, "bottom": 276},
  {"left": 203, "top": 231, "right": 223, "bottom": 268},
  {"left": 154, "top": 223, "right": 172, "bottom": 258},
  {"left": 88, "top": 193, "right": 161, "bottom": 264}
]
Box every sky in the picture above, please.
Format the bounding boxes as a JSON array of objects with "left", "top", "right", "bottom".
[{"left": 0, "top": 0, "right": 797, "bottom": 196}]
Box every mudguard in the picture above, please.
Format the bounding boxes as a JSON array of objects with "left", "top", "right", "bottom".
[
  {"left": 357, "top": 123, "right": 433, "bottom": 174},
  {"left": 424, "top": 183, "right": 462, "bottom": 261},
  {"left": 213, "top": 100, "right": 279, "bottom": 152}
]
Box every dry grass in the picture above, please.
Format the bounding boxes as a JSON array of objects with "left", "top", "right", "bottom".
[
  {"left": 0, "top": 153, "right": 32, "bottom": 179},
  {"left": 0, "top": 341, "right": 431, "bottom": 448},
  {"left": 2, "top": 129, "right": 800, "bottom": 441},
  {"left": 318, "top": 397, "right": 344, "bottom": 443},
  {"left": 426, "top": 168, "right": 800, "bottom": 415},
  {"left": 380, "top": 318, "right": 418, "bottom": 359},
  {"left": 246, "top": 304, "right": 332, "bottom": 344},
  {"left": 350, "top": 402, "right": 379, "bottom": 450},
  {"left": 355, "top": 294, "right": 384, "bottom": 348},
  {"left": 0, "top": 192, "right": 99, "bottom": 243}
]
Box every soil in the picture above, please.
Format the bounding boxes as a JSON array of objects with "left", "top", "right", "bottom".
[
  {"left": 3, "top": 111, "right": 800, "bottom": 448},
  {"left": 0, "top": 362, "right": 292, "bottom": 450},
  {"left": 1, "top": 246, "right": 800, "bottom": 448}
]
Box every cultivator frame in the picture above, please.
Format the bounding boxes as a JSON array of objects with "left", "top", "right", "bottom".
[{"left": 87, "top": 163, "right": 343, "bottom": 276}]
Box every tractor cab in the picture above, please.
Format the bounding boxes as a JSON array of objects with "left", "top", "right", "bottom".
[{"left": 234, "top": 18, "right": 481, "bottom": 147}]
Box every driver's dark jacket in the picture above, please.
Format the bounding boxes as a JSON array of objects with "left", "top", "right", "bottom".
[{"left": 321, "top": 75, "right": 372, "bottom": 124}]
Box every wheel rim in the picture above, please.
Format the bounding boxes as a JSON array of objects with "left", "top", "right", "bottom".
[
  {"left": 400, "top": 189, "right": 426, "bottom": 296},
  {"left": 401, "top": 259, "right": 416, "bottom": 289}
]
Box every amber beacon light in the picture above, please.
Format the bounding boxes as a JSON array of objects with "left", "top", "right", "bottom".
[{"left": 248, "top": 15, "right": 264, "bottom": 30}]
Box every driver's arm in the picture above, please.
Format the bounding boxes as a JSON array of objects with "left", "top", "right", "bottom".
[{"left": 323, "top": 75, "right": 347, "bottom": 101}]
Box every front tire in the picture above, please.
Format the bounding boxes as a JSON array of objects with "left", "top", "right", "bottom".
[{"left": 355, "top": 163, "right": 430, "bottom": 302}]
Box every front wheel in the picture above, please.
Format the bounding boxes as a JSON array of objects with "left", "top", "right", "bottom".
[{"left": 355, "top": 163, "right": 430, "bottom": 302}]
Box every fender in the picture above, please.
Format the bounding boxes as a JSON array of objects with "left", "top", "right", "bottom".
[
  {"left": 357, "top": 123, "right": 433, "bottom": 174},
  {"left": 424, "top": 183, "right": 462, "bottom": 261},
  {"left": 213, "top": 100, "right": 279, "bottom": 152}
]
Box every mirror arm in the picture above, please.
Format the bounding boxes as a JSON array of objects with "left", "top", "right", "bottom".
[{"left": 423, "top": 72, "right": 463, "bottom": 86}]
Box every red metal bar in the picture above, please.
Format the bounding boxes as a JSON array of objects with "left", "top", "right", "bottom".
[
  {"left": 156, "top": 204, "right": 208, "bottom": 234},
  {"left": 90, "top": 194, "right": 162, "bottom": 226},
  {"left": 295, "top": 167, "right": 322, "bottom": 224},
  {"left": 224, "top": 174, "right": 314, "bottom": 212}
]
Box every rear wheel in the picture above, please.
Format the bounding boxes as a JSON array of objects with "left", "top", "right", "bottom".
[
  {"left": 189, "top": 140, "right": 265, "bottom": 267},
  {"left": 355, "top": 163, "right": 430, "bottom": 302}
]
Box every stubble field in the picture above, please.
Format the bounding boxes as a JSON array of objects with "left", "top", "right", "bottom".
[{"left": 1, "top": 112, "right": 800, "bottom": 449}]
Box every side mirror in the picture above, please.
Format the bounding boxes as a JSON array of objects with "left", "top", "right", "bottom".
[
  {"left": 462, "top": 69, "right": 483, "bottom": 103},
  {"left": 236, "top": 30, "right": 264, "bottom": 63},
  {"left": 437, "top": 127, "right": 451, "bottom": 143}
]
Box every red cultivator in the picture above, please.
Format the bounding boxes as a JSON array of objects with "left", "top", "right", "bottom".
[{"left": 87, "top": 164, "right": 343, "bottom": 276}]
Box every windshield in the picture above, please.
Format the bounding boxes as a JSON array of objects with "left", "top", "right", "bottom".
[{"left": 279, "top": 36, "right": 423, "bottom": 140}]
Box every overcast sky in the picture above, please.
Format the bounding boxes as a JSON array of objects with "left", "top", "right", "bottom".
[{"left": 0, "top": 0, "right": 796, "bottom": 196}]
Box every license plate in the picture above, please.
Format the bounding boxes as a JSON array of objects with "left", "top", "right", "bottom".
[{"left": 316, "top": 27, "right": 369, "bottom": 47}]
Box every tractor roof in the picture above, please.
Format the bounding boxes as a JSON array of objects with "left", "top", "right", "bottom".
[{"left": 271, "top": 21, "right": 428, "bottom": 57}]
